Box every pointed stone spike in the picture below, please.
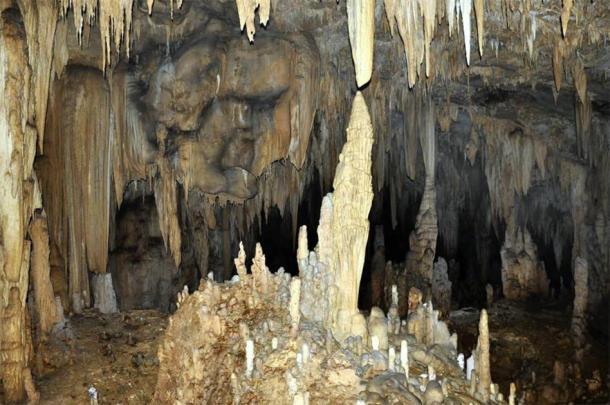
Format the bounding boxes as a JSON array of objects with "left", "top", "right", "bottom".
[
  {"left": 474, "top": 0, "right": 484, "bottom": 57},
  {"left": 347, "top": 0, "right": 375, "bottom": 88}
]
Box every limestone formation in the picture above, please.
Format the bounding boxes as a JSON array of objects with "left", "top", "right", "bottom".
[
  {"left": 404, "top": 99, "right": 438, "bottom": 299},
  {"left": 501, "top": 227, "right": 549, "bottom": 300},
  {"left": 347, "top": 0, "right": 375, "bottom": 88},
  {"left": 327, "top": 91, "right": 374, "bottom": 342},
  {"left": 473, "top": 309, "right": 492, "bottom": 402},
  {"left": 236, "top": 0, "right": 271, "bottom": 42},
  {"left": 431, "top": 258, "right": 452, "bottom": 315},
  {"left": 572, "top": 257, "right": 588, "bottom": 365},
  {"left": 0, "top": 10, "right": 38, "bottom": 401},
  {"left": 91, "top": 273, "right": 118, "bottom": 314},
  {"left": 29, "top": 211, "right": 60, "bottom": 335}
]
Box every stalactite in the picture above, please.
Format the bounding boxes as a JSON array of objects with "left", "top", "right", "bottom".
[
  {"left": 16, "top": 0, "right": 58, "bottom": 152},
  {"left": 155, "top": 127, "right": 182, "bottom": 267},
  {"left": 111, "top": 68, "right": 150, "bottom": 207},
  {"left": 236, "top": 0, "right": 271, "bottom": 43},
  {"left": 58, "top": 0, "right": 134, "bottom": 67},
  {"left": 473, "top": 0, "right": 484, "bottom": 58},
  {"left": 347, "top": 0, "right": 375, "bottom": 88},
  {"left": 573, "top": 61, "right": 591, "bottom": 163},
  {"left": 552, "top": 39, "right": 565, "bottom": 95},
  {"left": 477, "top": 116, "right": 542, "bottom": 223},
  {"left": 460, "top": 0, "right": 473, "bottom": 66},
  {"left": 561, "top": 0, "right": 573, "bottom": 37},
  {"left": 447, "top": 0, "right": 456, "bottom": 37}
]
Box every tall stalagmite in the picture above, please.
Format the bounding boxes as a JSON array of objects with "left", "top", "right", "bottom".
[
  {"left": 328, "top": 91, "right": 374, "bottom": 342},
  {"left": 405, "top": 98, "right": 438, "bottom": 301}
]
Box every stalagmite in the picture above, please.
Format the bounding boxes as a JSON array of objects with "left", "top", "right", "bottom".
[
  {"left": 405, "top": 99, "right": 437, "bottom": 298},
  {"left": 91, "top": 273, "right": 118, "bottom": 314},
  {"left": 509, "top": 382, "right": 516, "bottom": 405},
  {"left": 388, "top": 346, "right": 396, "bottom": 371},
  {"left": 29, "top": 211, "right": 60, "bottom": 335},
  {"left": 289, "top": 278, "right": 301, "bottom": 334},
  {"left": 572, "top": 257, "right": 588, "bottom": 364},
  {"left": 368, "top": 307, "right": 389, "bottom": 351},
  {"left": 475, "top": 309, "right": 491, "bottom": 401},
  {"left": 400, "top": 340, "right": 409, "bottom": 379},
  {"left": 327, "top": 91, "right": 374, "bottom": 342},
  {"left": 246, "top": 339, "right": 254, "bottom": 377},
  {"left": 347, "top": 0, "right": 375, "bottom": 88}
]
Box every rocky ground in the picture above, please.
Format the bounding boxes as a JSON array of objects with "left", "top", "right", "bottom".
[
  {"left": 17, "top": 300, "right": 607, "bottom": 404},
  {"left": 34, "top": 309, "right": 167, "bottom": 404},
  {"left": 450, "top": 300, "right": 609, "bottom": 404}
]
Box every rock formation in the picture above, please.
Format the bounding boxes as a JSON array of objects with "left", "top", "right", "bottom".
[
  {"left": 29, "top": 211, "right": 61, "bottom": 336},
  {"left": 347, "top": 0, "right": 375, "bottom": 88},
  {"left": 432, "top": 258, "right": 452, "bottom": 315},
  {"left": 501, "top": 226, "right": 549, "bottom": 300},
  {"left": 0, "top": 9, "right": 38, "bottom": 401},
  {"left": 472, "top": 309, "right": 492, "bottom": 402},
  {"left": 404, "top": 97, "right": 438, "bottom": 300},
  {"left": 327, "top": 91, "right": 374, "bottom": 342},
  {"left": 571, "top": 257, "right": 588, "bottom": 365}
]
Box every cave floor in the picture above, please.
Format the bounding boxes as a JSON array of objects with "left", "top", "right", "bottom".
[
  {"left": 36, "top": 309, "right": 167, "bottom": 404},
  {"left": 450, "top": 300, "right": 609, "bottom": 404},
  {"left": 29, "top": 302, "right": 608, "bottom": 404}
]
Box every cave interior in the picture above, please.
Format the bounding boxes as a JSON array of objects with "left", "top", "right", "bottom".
[{"left": 0, "top": 0, "right": 608, "bottom": 403}]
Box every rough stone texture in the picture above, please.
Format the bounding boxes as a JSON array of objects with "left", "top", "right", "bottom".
[
  {"left": 327, "top": 92, "right": 374, "bottom": 342},
  {"left": 500, "top": 226, "right": 549, "bottom": 300},
  {"left": 347, "top": 0, "right": 375, "bottom": 88},
  {"left": 154, "top": 245, "right": 497, "bottom": 405},
  {"left": 571, "top": 257, "right": 588, "bottom": 365},
  {"left": 0, "top": 8, "right": 39, "bottom": 402},
  {"left": 29, "top": 211, "right": 60, "bottom": 336},
  {"left": 91, "top": 273, "right": 118, "bottom": 314},
  {"left": 431, "top": 258, "right": 452, "bottom": 315}
]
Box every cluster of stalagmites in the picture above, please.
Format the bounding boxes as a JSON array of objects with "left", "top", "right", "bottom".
[
  {"left": 155, "top": 244, "right": 509, "bottom": 404},
  {"left": 154, "top": 93, "right": 509, "bottom": 404}
]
